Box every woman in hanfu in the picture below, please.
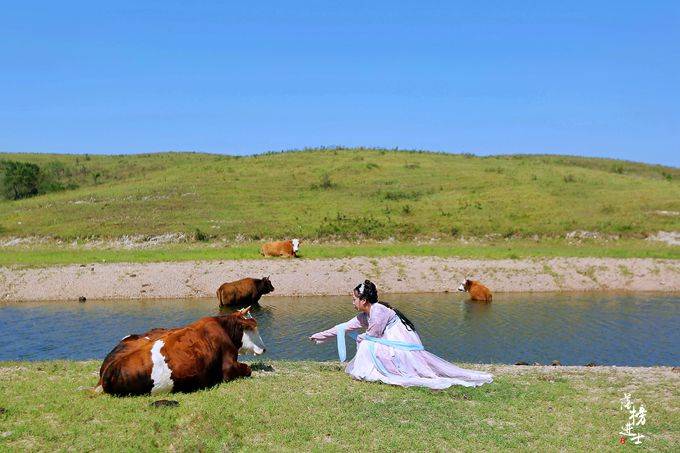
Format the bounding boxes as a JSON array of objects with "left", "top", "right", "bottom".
[{"left": 309, "top": 280, "right": 493, "bottom": 390}]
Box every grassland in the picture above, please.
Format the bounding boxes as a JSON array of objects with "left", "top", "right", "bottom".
[
  {"left": 1, "top": 149, "right": 678, "bottom": 241},
  {"left": 0, "top": 238, "right": 678, "bottom": 268},
  {"left": 0, "top": 361, "right": 676, "bottom": 451}
]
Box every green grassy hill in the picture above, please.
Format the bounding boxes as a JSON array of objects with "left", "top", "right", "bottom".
[{"left": 1, "top": 148, "right": 678, "bottom": 241}]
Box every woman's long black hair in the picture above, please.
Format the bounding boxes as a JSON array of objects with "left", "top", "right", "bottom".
[{"left": 354, "top": 279, "right": 416, "bottom": 332}]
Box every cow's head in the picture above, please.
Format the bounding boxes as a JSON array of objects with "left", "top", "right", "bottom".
[
  {"left": 259, "top": 276, "right": 275, "bottom": 294},
  {"left": 235, "top": 306, "right": 266, "bottom": 355},
  {"left": 292, "top": 238, "right": 300, "bottom": 253},
  {"left": 457, "top": 279, "right": 472, "bottom": 292}
]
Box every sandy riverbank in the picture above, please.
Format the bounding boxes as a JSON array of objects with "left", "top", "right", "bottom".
[{"left": 1, "top": 256, "right": 678, "bottom": 302}]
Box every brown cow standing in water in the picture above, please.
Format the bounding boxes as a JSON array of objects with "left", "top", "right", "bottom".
[
  {"left": 96, "top": 307, "right": 266, "bottom": 396},
  {"left": 216, "top": 277, "right": 274, "bottom": 307},
  {"left": 261, "top": 239, "right": 300, "bottom": 257},
  {"left": 458, "top": 279, "right": 493, "bottom": 302}
]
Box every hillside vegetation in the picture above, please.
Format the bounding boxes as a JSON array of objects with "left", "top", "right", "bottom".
[{"left": 0, "top": 149, "right": 678, "bottom": 241}]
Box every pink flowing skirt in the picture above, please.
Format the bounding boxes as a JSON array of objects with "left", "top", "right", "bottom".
[{"left": 346, "top": 320, "right": 493, "bottom": 389}]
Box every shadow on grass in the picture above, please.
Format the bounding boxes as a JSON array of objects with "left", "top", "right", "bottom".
[{"left": 250, "top": 362, "right": 275, "bottom": 372}]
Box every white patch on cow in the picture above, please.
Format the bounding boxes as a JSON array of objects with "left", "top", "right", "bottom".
[
  {"left": 292, "top": 238, "right": 300, "bottom": 253},
  {"left": 239, "top": 327, "right": 266, "bottom": 355},
  {"left": 457, "top": 281, "right": 466, "bottom": 292},
  {"left": 144, "top": 336, "right": 150, "bottom": 340},
  {"left": 150, "top": 340, "right": 174, "bottom": 394},
  {"left": 121, "top": 334, "right": 131, "bottom": 340}
]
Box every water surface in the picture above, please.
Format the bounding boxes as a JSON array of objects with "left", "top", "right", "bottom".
[{"left": 1, "top": 292, "right": 678, "bottom": 366}]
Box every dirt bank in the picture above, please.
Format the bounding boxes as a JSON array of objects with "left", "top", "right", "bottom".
[{"left": 1, "top": 257, "right": 678, "bottom": 302}]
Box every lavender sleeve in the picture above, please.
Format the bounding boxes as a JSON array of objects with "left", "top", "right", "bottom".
[{"left": 310, "top": 313, "right": 368, "bottom": 344}]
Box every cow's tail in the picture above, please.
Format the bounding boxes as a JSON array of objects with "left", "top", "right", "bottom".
[
  {"left": 84, "top": 379, "right": 104, "bottom": 395},
  {"left": 217, "top": 289, "right": 223, "bottom": 305}
]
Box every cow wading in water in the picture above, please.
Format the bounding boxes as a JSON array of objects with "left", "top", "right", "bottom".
[
  {"left": 458, "top": 278, "right": 493, "bottom": 302},
  {"left": 216, "top": 276, "right": 274, "bottom": 307},
  {"left": 96, "top": 307, "right": 266, "bottom": 396}
]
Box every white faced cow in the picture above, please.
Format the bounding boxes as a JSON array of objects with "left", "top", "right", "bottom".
[{"left": 97, "top": 307, "right": 266, "bottom": 396}]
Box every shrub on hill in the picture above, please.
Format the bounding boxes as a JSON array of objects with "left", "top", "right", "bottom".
[{"left": 0, "top": 159, "right": 78, "bottom": 200}]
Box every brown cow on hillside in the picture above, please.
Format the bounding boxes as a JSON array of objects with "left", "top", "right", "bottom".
[
  {"left": 96, "top": 307, "right": 265, "bottom": 396},
  {"left": 216, "top": 276, "right": 274, "bottom": 307},
  {"left": 261, "top": 239, "right": 300, "bottom": 257},
  {"left": 458, "top": 278, "right": 493, "bottom": 302}
]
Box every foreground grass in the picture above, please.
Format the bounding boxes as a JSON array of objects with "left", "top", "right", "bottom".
[
  {"left": 0, "top": 239, "right": 678, "bottom": 267},
  {"left": 1, "top": 149, "right": 678, "bottom": 240},
  {"left": 0, "top": 361, "right": 677, "bottom": 451}
]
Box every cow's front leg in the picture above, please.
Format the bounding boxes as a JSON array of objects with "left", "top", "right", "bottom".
[
  {"left": 222, "top": 359, "right": 252, "bottom": 381},
  {"left": 237, "top": 361, "right": 252, "bottom": 377}
]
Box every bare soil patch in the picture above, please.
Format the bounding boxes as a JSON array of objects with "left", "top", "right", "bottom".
[{"left": 1, "top": 257, "right": 678, "bottom": 302}]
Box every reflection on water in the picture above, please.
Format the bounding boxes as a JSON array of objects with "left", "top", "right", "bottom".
[{"left": 1, "top": 292, "right": 678, "bottom": 366}]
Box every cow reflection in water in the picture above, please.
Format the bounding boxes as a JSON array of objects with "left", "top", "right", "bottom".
[{"left": 97, "top": 306, "right": 266, "bottom": 396}]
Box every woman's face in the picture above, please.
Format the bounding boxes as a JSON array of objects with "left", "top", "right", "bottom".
[{"left": 351, "top": 291, "right": 367, "bottom": 311}]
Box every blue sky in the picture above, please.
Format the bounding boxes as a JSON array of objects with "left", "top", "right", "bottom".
[{"left": 1, "top": 1, "right": 678, "bottom": 166}]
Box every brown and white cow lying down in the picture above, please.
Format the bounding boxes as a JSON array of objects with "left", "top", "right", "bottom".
[
  {"left": 217, "top": 276, "right": 274, "bottom": 307},
  {"left": 458, "top": 279, "right": 493, "bottom": 302},
  {"left": 96, "top": 307, "right": 265, "bottom": 396},
  {"left": 261, "top": 239, "right": 300, "bottom": 257}
]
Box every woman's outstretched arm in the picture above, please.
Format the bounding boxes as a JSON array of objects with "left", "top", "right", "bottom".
[{"left": 309, "top": 313, "right": 368, "bottom": 344}]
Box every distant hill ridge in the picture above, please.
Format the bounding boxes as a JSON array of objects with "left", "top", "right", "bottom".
[{"left": 0, "top": 148, "right": 678, "bottom": 240}]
